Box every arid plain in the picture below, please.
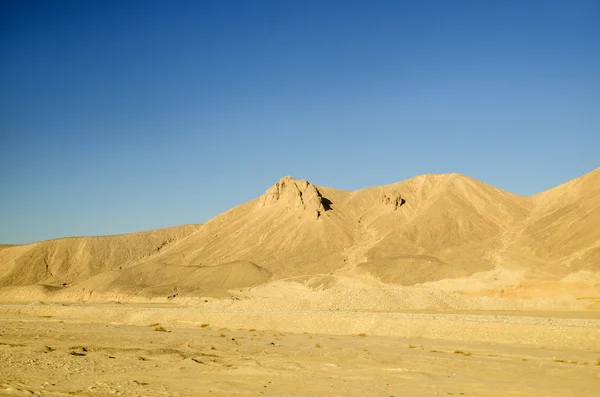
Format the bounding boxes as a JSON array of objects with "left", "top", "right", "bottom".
[{"left": 1, "top": 169, "right": 599, "bottom": 396}]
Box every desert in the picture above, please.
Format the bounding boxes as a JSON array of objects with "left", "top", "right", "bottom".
[
  {"left": 1, "top": 170, "right": 599, "bottom": 396},
  {"left": 4, "top": 0, "right": 599, "bottom": 394}
]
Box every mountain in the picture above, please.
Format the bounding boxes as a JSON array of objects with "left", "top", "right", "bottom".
[
  {"left": 1, "top": 168, "right": 599, "bottom": 308},
  {"left": 0, "top": 225, "right": 200, "bottom": 286}
]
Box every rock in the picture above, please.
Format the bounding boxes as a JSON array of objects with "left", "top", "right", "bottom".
[
  {"left": 258, "top": 176, "right": 331, "bottom": 220},
  {"left": 380, "top": 190, "right": 405, "bottom": 210}
]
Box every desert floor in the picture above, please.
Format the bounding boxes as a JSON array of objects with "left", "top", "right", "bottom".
[{"left": 0, "top": 304, "right": 599, "bottom": 396}]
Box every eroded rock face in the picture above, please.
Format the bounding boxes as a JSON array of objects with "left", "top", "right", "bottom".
[
  {"left": 380, "top": 191, "right": 405, "bottom": 210},
  {"left": 259, "top": 176, "right": 330, "bottom": 219}
]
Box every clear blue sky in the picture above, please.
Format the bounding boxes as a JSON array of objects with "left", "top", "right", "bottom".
[{"left": 1, "top": 0, "right": 599, "bottom": 244}]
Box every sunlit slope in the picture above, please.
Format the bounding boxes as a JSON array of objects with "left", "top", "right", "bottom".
[
  {"left": 144, "top": 177, "right": 355, "bottom": 278},
  {"left": 343, "top": 174, "right": 531, "bottom": 284},
  {"left": 0, "top": 167, "right": 598, "bottom": 301}
]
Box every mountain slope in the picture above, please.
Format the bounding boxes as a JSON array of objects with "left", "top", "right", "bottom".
[
  {"left": 0, "top": 224, "right": 200, "bottom": 287},
  {"left": 517, "top": 167, "right": 600, "bottom": 276},
  {"left": 0, "top": 168, "right": 598, "bottom": 305},
  {"left": 341, "top": 173, "right": 531, "bottom": 284},
  {"left": 143, "top": 176, "right": 355, "bottom": 278}
]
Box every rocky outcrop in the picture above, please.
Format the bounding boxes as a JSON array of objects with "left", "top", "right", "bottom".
[
  {"left": 258, "top": 176, "right": 331, "bottom": 219},
  {"left": 380, "top": 190, "right": 405, "bottom": 210}
]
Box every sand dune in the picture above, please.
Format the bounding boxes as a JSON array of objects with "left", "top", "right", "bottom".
[{"left": 1, "top": 168, "right": 599, "bottom": 310}]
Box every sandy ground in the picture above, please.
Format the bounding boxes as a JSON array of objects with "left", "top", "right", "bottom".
[{"left": 0, "top": 304, "right": 599, "bottom": 396}]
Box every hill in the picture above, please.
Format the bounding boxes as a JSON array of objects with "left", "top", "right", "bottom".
[{"left": 1, "top": 168, "right": 599, "bottom": 309}]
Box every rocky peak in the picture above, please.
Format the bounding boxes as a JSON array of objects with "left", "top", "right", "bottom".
[
  {"left": 258, "top": 176, "right": 330, "bottom": 219},
  {"left": 380, "top": 190, "right": 405, "bottom": 210}
]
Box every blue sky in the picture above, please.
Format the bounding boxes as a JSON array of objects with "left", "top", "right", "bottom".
[{"left": 1, "top": 0, "right": 599, "bottom": 244}]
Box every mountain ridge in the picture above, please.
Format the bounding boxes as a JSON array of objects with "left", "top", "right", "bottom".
[{"left": 1, "top": 167, "right": 598, "bottom": 308}]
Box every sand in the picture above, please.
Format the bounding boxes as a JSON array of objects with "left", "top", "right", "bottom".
[{"left": 1, "top": 303, "right": 599, "bottom": 396}]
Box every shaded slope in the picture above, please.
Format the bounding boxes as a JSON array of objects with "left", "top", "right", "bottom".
[
  {"left": 0, "top": 225, "right": 200, "bottom": 287},
  {"left": 72, "top": 260, "right": 271, "bottom": 298},
  {"left": 0, "top": 245, "right": 17, "bottom": 251},
  {"left": 516, "top": 167, "right": 600, "bottom": 276}
]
